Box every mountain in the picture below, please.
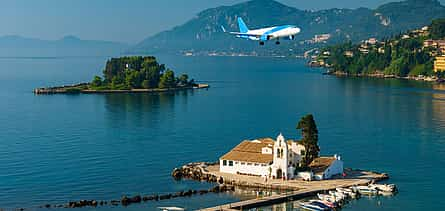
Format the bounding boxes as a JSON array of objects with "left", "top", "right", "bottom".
[
  {"left": 0, "top": 35, "right": 129, "bottom": 57},
  {"left": 131, "top": 0, "right": 445, "bottom": 55}
]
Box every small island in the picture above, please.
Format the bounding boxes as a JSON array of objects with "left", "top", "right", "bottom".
[{"left": 34, "top": 56, "right": 209, "bottom": 94}]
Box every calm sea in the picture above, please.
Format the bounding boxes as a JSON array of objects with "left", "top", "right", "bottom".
[{"left": 0, "top": 55, "right": 444, "bottom": 210}]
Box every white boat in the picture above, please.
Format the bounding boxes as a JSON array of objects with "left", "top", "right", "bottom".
[
  {"left": 336, "top": 187, "right": 358, "bottom": 198},
  {"left": 317, "top": 193, "right": 340, "bottom": 203},
  {"left": 299, "top": 202, "right": 331, "bottom": 211},
  {"left": 369, "top": 184, "right": 397, "bottom": 193},
  {"left": 329, "top": 190, "right": 347, "bottom": 200},
  {"left": 157, "top": 207, "right": 185, "bottom": 211},
  {"left": 353, "top": 186, "right": 378, "bottom": 195},
  {"left": 336, "top": 187, "right": 354, "bottom": 193},
  {"left": 309, "top": 200, "right": 336, "bottom": 208}
]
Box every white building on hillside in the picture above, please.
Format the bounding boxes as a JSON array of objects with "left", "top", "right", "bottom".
[{"left": 219, "top": 134, "right": 305, "bottom": 179}]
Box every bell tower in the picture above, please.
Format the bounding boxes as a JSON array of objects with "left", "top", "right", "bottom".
[{"left": 273, "top": 133, "right": 288, "bottom": 179}]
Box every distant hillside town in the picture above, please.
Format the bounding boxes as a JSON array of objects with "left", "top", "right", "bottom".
[{"left": 310, "top": 18, "right": 445, "bottom": 81}]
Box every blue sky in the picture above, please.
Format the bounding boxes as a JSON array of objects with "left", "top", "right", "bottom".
[{"left": 1, "top": 0, "right": 443, "bottom": 43}]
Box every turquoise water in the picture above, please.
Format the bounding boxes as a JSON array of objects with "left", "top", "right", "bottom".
[{"left": 0, "top": 55, "right": 444, "bottom": 210}]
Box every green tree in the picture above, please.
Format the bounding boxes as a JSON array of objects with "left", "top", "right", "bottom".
[
  {"left": 178, "top": 74, "right": 189, "bottom": 86},
  {"left": 159, "top": 69, "right": 176, "bottom": 88},
  {"left": 125, "top": 70, "right": 141, "bottom": 88},
  {"left": 430, "top": 18, "right": 445, "bottom": 39},
  {"left": 142, "top": 80, "right": 150, "bottom": 89},
  {"left": 91, "top": 75, "right": 102, "bottom": 87},
  {"left": 96, "top": 56, "right": 190, "bottom": 90},
  {"left": 296, "top": 114, "right": 320, "bottom": 168}
]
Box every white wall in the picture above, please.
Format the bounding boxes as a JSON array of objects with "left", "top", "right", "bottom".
[
  {"left": 323, "top": 159, "right": 344, "bottom": 179},
  {"left": 290, "top": 143, "right": 305, "bottom": 166},
  {"left": 297, "top": 171, "right": 313, "bottom": 181},
  {"left": 220, "top": 159, "right": 270, "bottom": 176}
]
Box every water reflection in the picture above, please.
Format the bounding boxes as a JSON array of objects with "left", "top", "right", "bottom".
[{"left": 103, "top": 90, "right": 193, "bottom": 128}]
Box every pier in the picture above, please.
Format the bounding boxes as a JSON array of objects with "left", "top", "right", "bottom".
[
  {"left": 199, "top": 179, "right": 372, "bottom": 211},
  {"left": 173, "top": 163, "right": 389, "bottom": 211}
]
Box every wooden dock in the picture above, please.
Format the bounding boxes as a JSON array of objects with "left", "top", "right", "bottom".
[{"left": 198, "top": 179, "right": 372, "bottom": 211}]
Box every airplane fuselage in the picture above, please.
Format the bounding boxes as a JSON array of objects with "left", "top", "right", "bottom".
[
  {"left": 243, "top": 25, "right": 301, "bottom": 41},
  {"left": 224, "top": 18, "right": 301, "bottom": 45}
]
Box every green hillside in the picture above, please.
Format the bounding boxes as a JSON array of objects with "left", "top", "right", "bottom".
[
  {"left": 316, "top": 19, "right": 445, "bottom": 77},
  {"left": 131, "top": 0, "right": 445, "bottom": 55}
]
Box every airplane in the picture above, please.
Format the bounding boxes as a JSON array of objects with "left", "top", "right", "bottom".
[
  {"left": 221, "top": 17, "right": 301, "bottom": 46},
  {"left": 157, "top": 207, "right": 185, "bottom": 211}
]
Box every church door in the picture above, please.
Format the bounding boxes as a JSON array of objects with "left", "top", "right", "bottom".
[{"left": 276, "top": 169, "right": 282, "bottom": 179}]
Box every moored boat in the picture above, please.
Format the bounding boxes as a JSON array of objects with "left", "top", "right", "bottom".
[
  {"left": 317, "top": 193, "right": 339, "bottom": 203},
  {"left": 336, "top": 187, "right": 358, "bottom": 198},
  {"left": 299, "top": 202, "right": 332, "bottom": 211},
  {"left": 369, "top": 184, "right": 397, "bottom": 193},
  {"left": 353, "top": 186, "right": 378, "bottom": 195},
  {"left": 309, "top": 199, "right": 336, "bottom": 208}
]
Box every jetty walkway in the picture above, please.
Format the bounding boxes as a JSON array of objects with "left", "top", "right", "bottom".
[
  {"left": 174, "top": 164, "right": 389, "bottom": 211},
  {"left": 198, "top": 179, "right": 370, "bottom": 211}
]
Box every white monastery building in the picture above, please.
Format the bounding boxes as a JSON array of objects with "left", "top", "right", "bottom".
[
  {"left": 219, "top": 133, "right": 343, "bottom": 180},
  {"left": 309, "top": 155, "right": 344, "bottom": 180}
]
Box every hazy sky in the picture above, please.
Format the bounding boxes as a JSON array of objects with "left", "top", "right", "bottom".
[{"left": 1, "top": 0, "right": 443, "bottom": 43}]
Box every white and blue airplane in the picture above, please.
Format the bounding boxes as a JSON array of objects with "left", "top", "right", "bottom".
[{"left": 222, "top": 17, "right": 301, "bottom": 46}]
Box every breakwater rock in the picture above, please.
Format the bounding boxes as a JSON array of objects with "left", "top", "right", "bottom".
[
  {"left": 172, "top": 162, "right": 221, "bottom": 183},
  {"left": 37, "top": 184, "right": 234, "bottom": 209}
]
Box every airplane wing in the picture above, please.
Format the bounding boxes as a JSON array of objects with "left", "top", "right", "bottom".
[
  {"left": 229, "top": 32, "right": 260, "bottom": 37},
  {"left": 229, "top": 32, "right": 261, "bottom": 40},
  {"left": 221, "top": 25, "right": 262, "bottom": 41}
]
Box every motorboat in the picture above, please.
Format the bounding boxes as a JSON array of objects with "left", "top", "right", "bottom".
[
  {"left": 317, "top": 193, "right": 340, "bottom": 203},
  {"left": 299, "top": 202, "right": 332, "bottom": 211},
  {"left": 336, "top": 187, "right": 358, "bottom": 198},
  {"left": 353, "top": 186, "right": 378, "bottom": 195},
  {"left": 309, "top": 200, "right": 336, "bottom": 208},
  {"left": 369, "top": 184, "right": 397, "bottom": 193},
  {"left": 329, "top": 190, "right": 347, "bottom": 200}
]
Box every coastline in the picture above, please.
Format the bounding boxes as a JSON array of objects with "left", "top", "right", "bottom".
[
  {"left": 317, "top": 68, "right": 445, "bottom": 83},
  {"left": 33, "top": 83, "right": 210, "bottom": 95}
]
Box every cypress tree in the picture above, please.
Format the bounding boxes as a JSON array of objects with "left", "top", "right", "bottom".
[{"left": 296, "top": 114, "right": 320, "bottom": 167}]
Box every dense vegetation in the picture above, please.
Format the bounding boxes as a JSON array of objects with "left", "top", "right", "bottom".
[
  {"left": 319, "top": 18, "right": 445, "bottom": 77},
  {"left": 90, "top": 56, "right": 194, "bottom": 90},
  {"left": 431, "top": 19, "right": 445, "bottom": 39}
]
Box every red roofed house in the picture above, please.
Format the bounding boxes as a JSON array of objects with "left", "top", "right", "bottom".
[{"left": 219, "top": 133, "right": 305, "bottom": 179}]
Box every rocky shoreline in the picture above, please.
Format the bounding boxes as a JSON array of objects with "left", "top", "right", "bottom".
[
  {"left": 33, "top": 83, "right": 210, "bottom": 95},
  {"left": 324, "top": 70, "right": 445, "bottom": 83}
]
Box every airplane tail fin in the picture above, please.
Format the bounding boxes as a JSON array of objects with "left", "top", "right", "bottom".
[{"left": 237, "top": 17, "right": 249, "bottom": 33}]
